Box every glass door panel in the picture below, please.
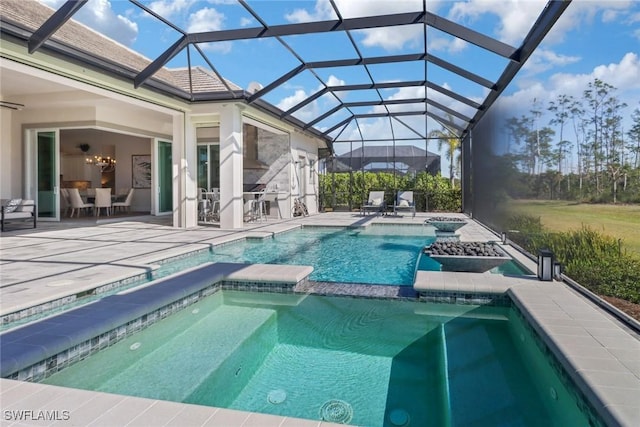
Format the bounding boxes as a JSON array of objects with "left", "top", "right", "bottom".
[
  {"left": 36, "top": 130, "right": 59, "bottom": 220},
  {"left": 197, "top": 143, "right": 220, "bottom": 191},
  {"left": 157, "top": 140, "right": 173, "bottom": 214}
]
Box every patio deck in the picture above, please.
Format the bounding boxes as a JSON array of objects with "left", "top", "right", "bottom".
[{"left": 0, "top": 212, "right": 638, "bottom": 426}]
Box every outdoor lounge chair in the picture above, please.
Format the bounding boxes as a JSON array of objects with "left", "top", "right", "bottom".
[
  {"left": 361, "top": 191, "right": 386, "bottom": 216},
  {"left": 1, "top": 199, "right": 36, "bottom": 232},
  {"left": 393, "top": 191, "right": 416, "bottom": 217}
]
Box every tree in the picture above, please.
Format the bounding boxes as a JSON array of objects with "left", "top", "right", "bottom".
[
  {"left": 628, "top": 107, "right": 640, "bottom": 169},
  {"left": 428, "top": 115, "right": 461, "bottom": 187},
  {"left": 548, "top": 94, "right": 574, "bottom": 193},
  {"left": 583, "top": 78, "right": 615, "bottom": 194}
]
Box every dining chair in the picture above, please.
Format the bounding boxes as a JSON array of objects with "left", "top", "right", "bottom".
[
  {"left": 94, "top": 188, "right": 112, "bottom": 217},
  {"left": 68, "top": 188, "right": 94, "bottom": 217},
  {"left": 60, "top": 188, "right": 71, "bottom": 217},
  {"left": 112, "top": 188, "right": 134, "bottom": 213}
]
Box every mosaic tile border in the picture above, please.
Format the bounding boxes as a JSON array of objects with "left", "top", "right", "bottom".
[
  {"left": 1, "top": 247, "right": 215, "bottom": 329},
  {"left": 417, "top": 291, "right": 512, "bottom": 306},
  {"left": 6, "top": 279, "right": 305, "bottom": 382},
  {"left": 0, "top": 272, "right": 149, "bottom": 328}
]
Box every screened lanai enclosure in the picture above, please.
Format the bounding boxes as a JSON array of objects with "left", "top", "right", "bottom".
[{"left": 1, "top": 0, "right": 572, "bottom": 223}]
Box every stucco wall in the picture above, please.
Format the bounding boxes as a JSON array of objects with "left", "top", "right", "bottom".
[{"left": 0, "top": 108, "right": 19, "bottom": 199}]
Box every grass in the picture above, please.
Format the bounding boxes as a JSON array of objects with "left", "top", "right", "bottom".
[{"left": 508, "top": 200, "right": 640, "bottom": 255}]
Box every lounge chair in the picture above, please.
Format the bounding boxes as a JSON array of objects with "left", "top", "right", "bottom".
[
  {"left": 393, "top": 191, "right": 416, "bottom": 217},
  {"left": 361, "top": 191, "right": 386, "bottom": 216}
]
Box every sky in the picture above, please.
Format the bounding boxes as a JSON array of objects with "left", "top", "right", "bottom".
[{"left": 38, "top": 0, "right": 640, "bottom": 177}]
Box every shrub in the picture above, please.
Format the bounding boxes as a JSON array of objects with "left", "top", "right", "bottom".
[{"left": 510, "top": 219, "right": 640, "bottom": 304}]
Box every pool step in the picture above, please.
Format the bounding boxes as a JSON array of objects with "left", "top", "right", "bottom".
[{"left": 95, "top": 305, "right": 276, "bottom": 401}]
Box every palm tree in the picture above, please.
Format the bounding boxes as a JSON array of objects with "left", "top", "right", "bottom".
[{"left": 428, "top": 116, "right": 461, "bottom": 187}]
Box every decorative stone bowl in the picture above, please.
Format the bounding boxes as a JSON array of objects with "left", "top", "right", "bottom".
[
  {"left": 423, "top": 241, "right": 511, "bottom": 273},
  {"left": 425, "top": 216, "right": 468, "bottom": 233}
]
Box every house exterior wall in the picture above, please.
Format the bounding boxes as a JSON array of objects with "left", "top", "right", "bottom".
[
  {"left": 1, "top": 42, "right": 327, "bottom": 228},
  {"left": 0, "top": 108, "right": 20, "bottom": 199}
]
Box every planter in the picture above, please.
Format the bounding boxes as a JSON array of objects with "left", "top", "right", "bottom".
[
  {"left": 424, "top": 241, "right": 511, "bottom": 273},
  {"left": 425, "top": 216, "right": 468, "bottom": 233}
]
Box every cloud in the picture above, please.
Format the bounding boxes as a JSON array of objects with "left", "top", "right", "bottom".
[
  {"left": 357, "top": 25, "right": 423, "bottom": 51},
  {"left": 499, "top": 52, "right": 640, "bottom": 135},
  {"left": 547, "top": 1, "right": 637, "bottom": 45},
  {"left": 40, "top": 0, "right": 138, "bottom": 46},
  {"left": 522, "top": 48, "right": 581, "bottom": 74},
  {"left": 240, "top": 17, "right": 253, "bottom": 27},
  {"left": 448, "top": 0, "right": 546, "bottom": 46},
  {"left": 285, "top": 0, "right": 424, "bottom": 51},
  {"left": 186, "top": 7, "right": 231, "bottom": 53},
  {"left": 147, "top": 0, "right": 196, "bottom": 19},
  {"left": 326, "top": 75, "right": 346, "bottom": 87}
]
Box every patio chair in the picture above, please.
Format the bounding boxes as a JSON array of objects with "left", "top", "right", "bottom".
[
  {"left": 94, "top": 188, "right": 112, "bottom": 217},
  {"left": 361, "top": 191, "right": 386, "bottom": 216},
  {"left": 68, "top": 188, "right": 94, "bottom": 217},
  {"left": 112, "top": 188, "right": 134, "bottom": 213},
  {"left": 393, "top": 191, "right": 416, "bottom": 217}
]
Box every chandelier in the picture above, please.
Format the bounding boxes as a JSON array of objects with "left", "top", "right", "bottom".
[{"left": 86, "top": 155, "right": 116, "bottom": 173}]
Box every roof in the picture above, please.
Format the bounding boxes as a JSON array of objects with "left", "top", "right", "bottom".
[
  {"left": 0, "top": 0, "right": 241, "bottom": 94},
  {"left": 339, "top": 145, "right": 439, "bottom": 159}
]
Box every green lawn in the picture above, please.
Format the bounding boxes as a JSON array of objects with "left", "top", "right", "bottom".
[{"left": 509, "top": 200, "right": 640, "bottom": 255}]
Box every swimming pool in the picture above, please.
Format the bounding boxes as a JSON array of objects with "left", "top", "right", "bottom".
[
  {"left": 42, "top": 290, "right": 592, "bottom": 426},
  {"left": 212, "top": 226, "right": 435, "bottom": 286},
  {"left": 207, "top": 226, "right": 529, "bottom": 286}
]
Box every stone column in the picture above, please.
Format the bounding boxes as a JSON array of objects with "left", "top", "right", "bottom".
[{"left": 219, "top": 104, "right": 244, "bottom": 229}]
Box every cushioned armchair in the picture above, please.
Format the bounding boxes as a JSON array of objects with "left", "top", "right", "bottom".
[{"left": 1, "top": 199, "right": 36, "bottom": 232}]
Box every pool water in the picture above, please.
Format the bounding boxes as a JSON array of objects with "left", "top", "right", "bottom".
[
  {"left": 208, "top": 226, "right": 529, "bottom": 286},
  {"left": 42, "top": 291, "right": 590, "bottom": 427},
  {"left": 212, "top": 226, "right": 434, "bottom": 286}
]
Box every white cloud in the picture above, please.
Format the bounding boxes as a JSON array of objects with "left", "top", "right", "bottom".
[
  {"left": 326, "top": 75, "right": 346, "bottom": 87},
  {"left": 499, "top": 52, "right": 640, "bottom": 138},
  {"left": 547, "top": 1, "right": 636, "bottom": 45},
  {"left": 187, "top": 7, "right": 225, "bottom": 32},
  {"left": 285, "top": 0, "right": 424, "bottom": 51},
  {"left": 240, "top": 17, "right": 253, "bottom": 27},
  {"left": 358, "top": 25, "right": 423, "bottom": 51},
  {"left": 147, "top": 0, "right": 196, "bottom": 19},
  {"left": 522, "top": 48, "right": 581, "bottom": 74},
  {"left": 39, "top": 0, "right": 138, "bottom": 46},
  {"left": 448, "top": 0, "right": 546, "bottom": 46},
  {"left": 187, "top": 7, "right": 231, "bottom": 53}
]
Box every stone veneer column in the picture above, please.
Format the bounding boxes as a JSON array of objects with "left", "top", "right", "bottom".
[{"left": 219, "top": 104, "right": 244, "bottom": 229}]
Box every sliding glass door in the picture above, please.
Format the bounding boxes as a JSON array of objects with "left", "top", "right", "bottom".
[
  {"left": 155, "top": 140, "right": 173, "bottom": 214},
  {"left": 197, "top": 143, "right": 220, "bottom": 191},
  {"left": 25, "top": 129, "right": 60, "bottom": 221}
]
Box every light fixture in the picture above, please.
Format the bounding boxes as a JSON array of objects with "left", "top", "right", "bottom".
[
  {"left": 537, "top": 249, "right": 554, "bottom": 281},
  {"left": 86, "top": 155, "right": 116, "bottom": 173}
]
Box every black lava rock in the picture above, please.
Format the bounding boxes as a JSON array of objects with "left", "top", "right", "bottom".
[
  {"left": 427, "top": 216, "right": 467, "bottom": 223},
  {"left": 424, "top": 241, "right": 503, "bottom": 257}
]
